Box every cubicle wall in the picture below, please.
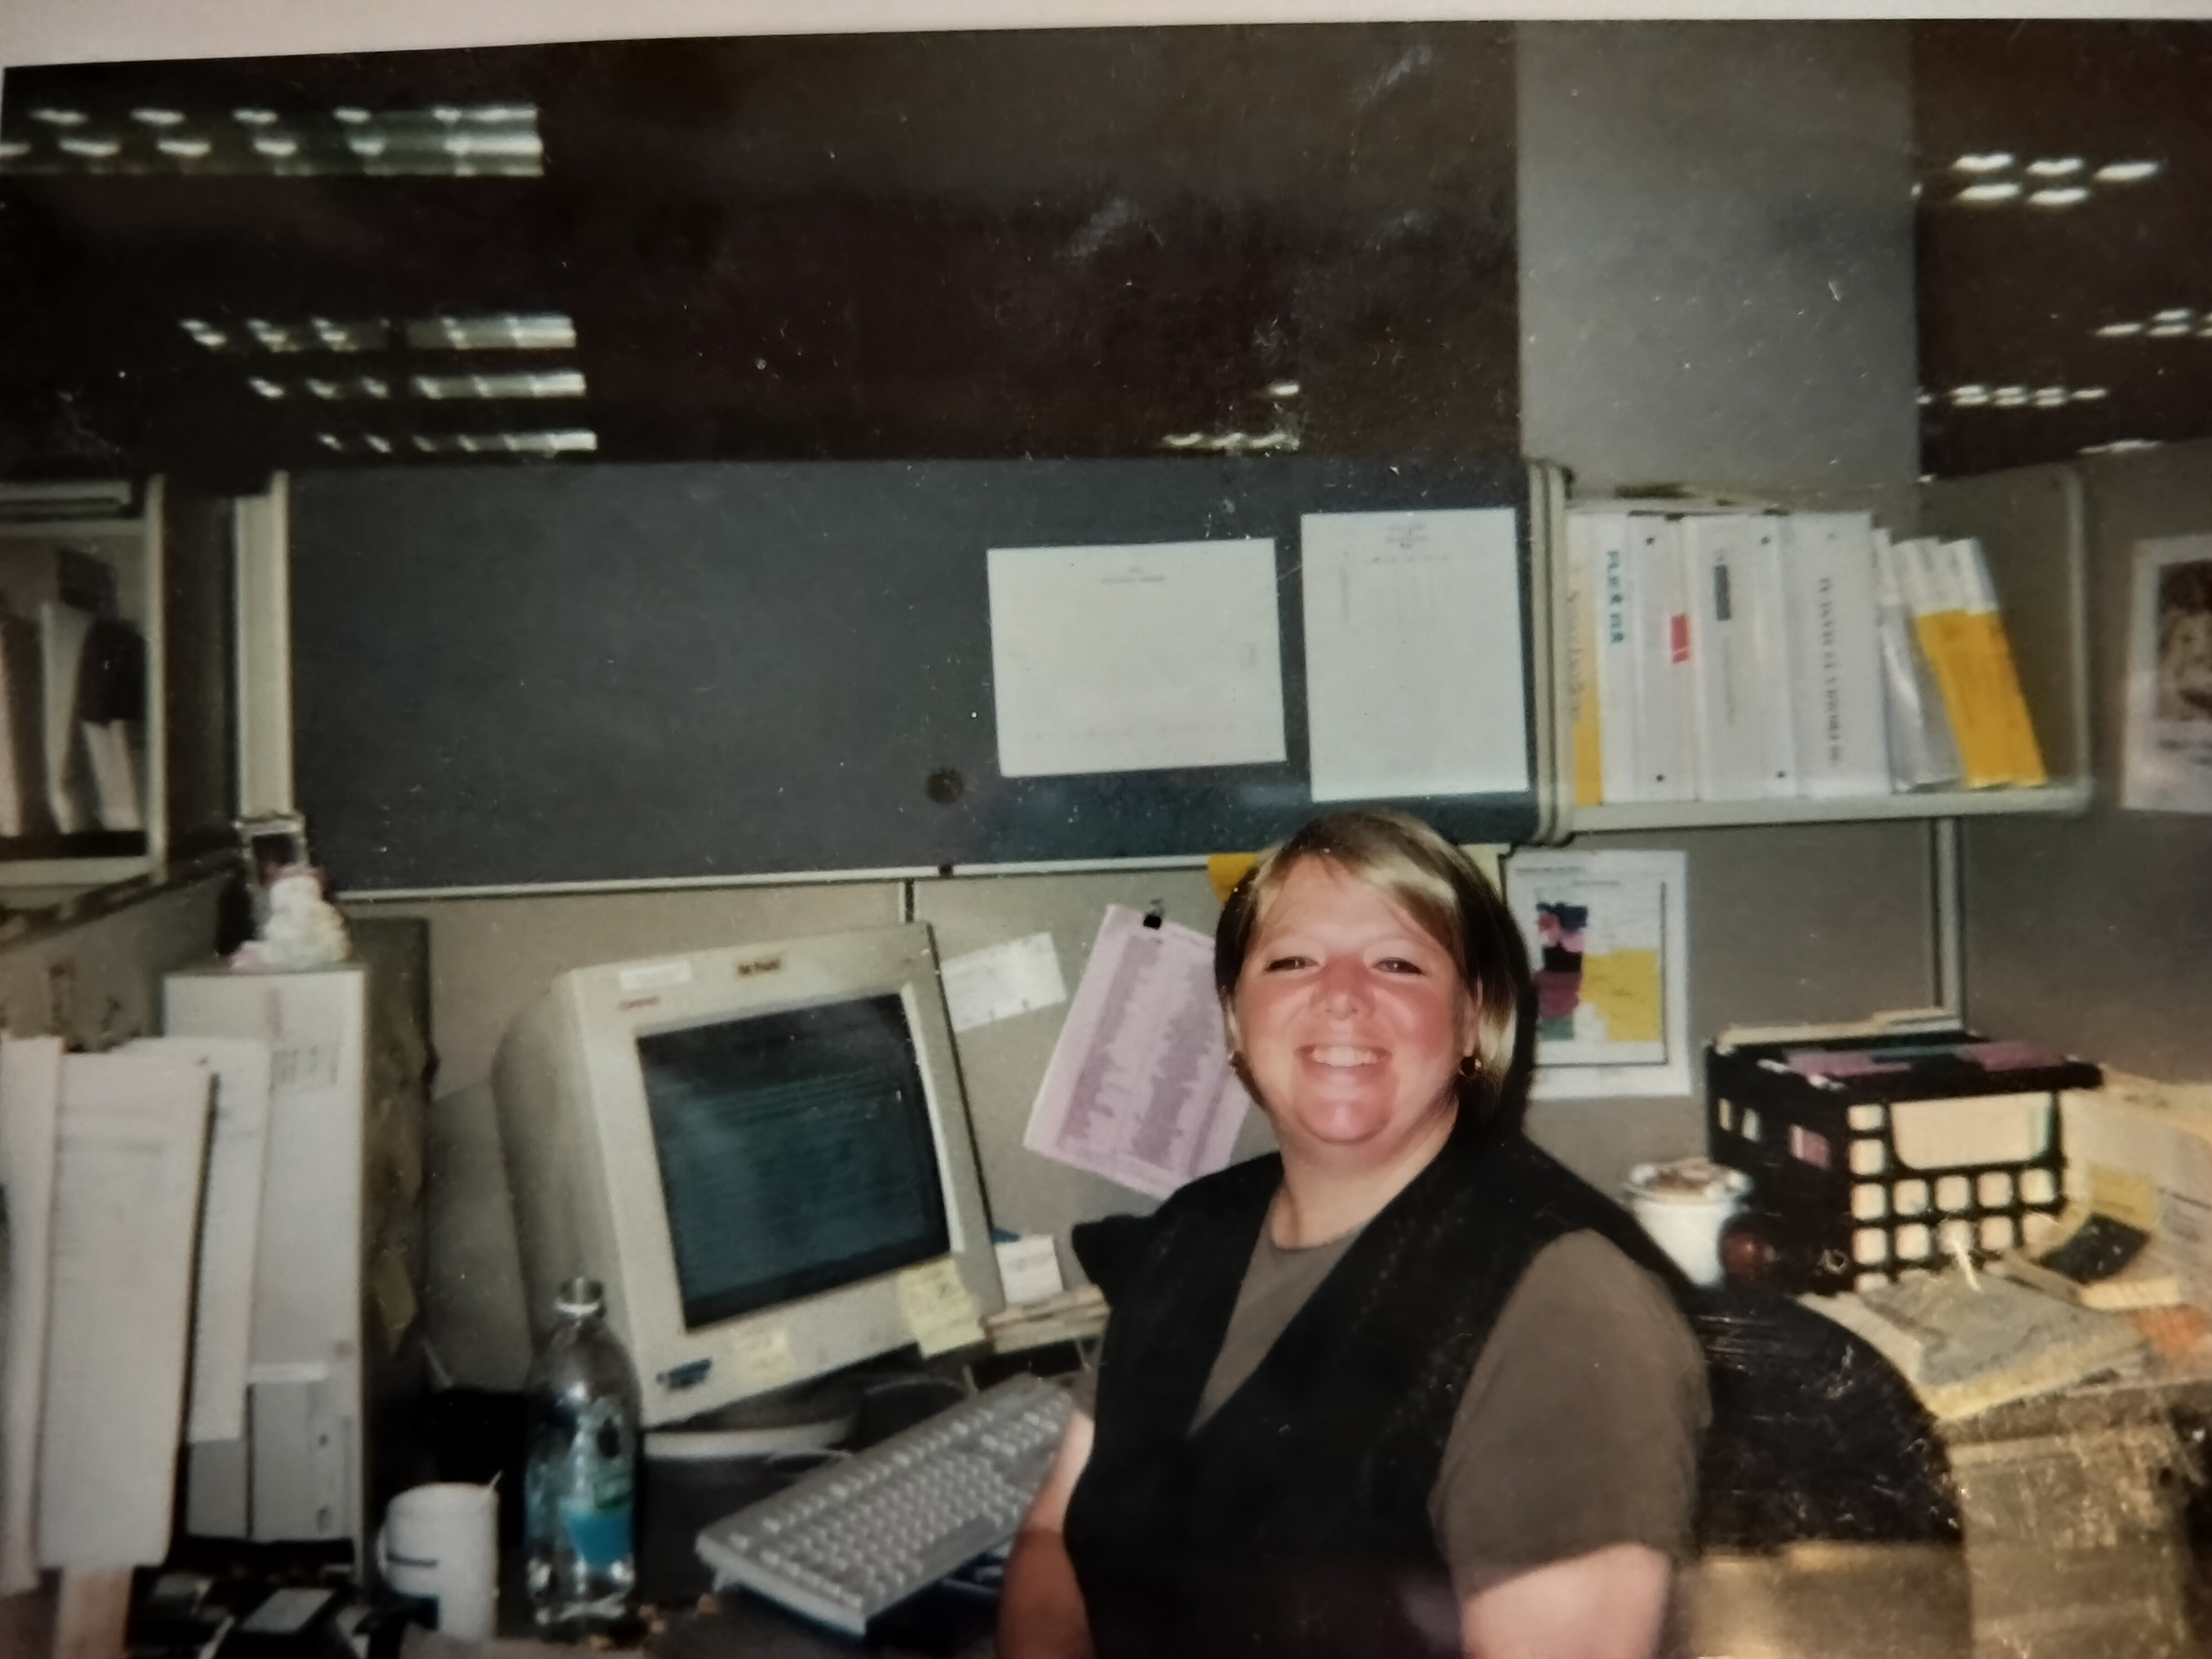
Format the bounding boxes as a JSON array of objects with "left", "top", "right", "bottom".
[
  {"left": 365, "top": 816, "right": 1939, "bottom": 1390},
  {"left": 1959, "top": 439, "right": 2212, "bottom": 1081}
]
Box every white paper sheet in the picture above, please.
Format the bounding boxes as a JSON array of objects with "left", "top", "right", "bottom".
[
  {"left": 0, "top": 1037, "right": 63, "bottom": 1594},
  {"left": 1301, "top": 508, "right": 1528, "bottom": 802},
  {"left": 993, "top": 1235, "right": 1066, "bottom": 1305},
  {"left": 1023, "top": 905, "right": 1252, "bottom": 1198},
  {"left": 38, "top": 1052, "right": 211, "bottom": 1569},
  {"left": 128, "top": 1037, "right": 275, "bottom": 1444},
  {"left": 987, "top": 539, "right": 1286, "bottom": 778},
  {"left": 940, "top": 933, "right": 1068, "bottom": 1033}
]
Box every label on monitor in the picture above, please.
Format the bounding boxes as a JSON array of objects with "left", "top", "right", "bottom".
[
  {"left": 898, "top": 1260, "right": 985, "bottom": 1358},
  {"left": 619, "top": 959, "right": 695, "bottom": 993},
  {"left": 729, "top": 1325, "right": 799, "bottom": 1394}
]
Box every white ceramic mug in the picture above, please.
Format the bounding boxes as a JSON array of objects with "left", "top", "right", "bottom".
[
  {"left": 1625, "top": 1159, "right": 1753, "bottom": 1287},
  {"left": 377, "top": 1481, "right": 498, "bottom": 1641}
]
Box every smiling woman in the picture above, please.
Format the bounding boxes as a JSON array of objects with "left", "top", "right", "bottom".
[{"left": 1002, "top": 810, "right": 1710, "bottom": 1659}]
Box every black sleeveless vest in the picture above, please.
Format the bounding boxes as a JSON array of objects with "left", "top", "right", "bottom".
[{"left": 1062, "top": 1115, "right": 1679, "bottom": 1659}]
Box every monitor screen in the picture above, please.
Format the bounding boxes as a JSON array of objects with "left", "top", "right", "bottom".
[{"left": 635, "top": 993, "right": 952, "bottom": 1331}]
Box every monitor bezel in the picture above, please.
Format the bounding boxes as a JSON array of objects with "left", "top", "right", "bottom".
[{"left": 549, "top": 924, "right": 999, "bottom": 1425}]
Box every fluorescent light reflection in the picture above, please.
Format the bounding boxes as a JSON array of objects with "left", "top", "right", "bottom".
[
  {"left": 2027, "top": 157, "right": 2084, "bottom": 177},
  {"left": 2028, "top": 186, "right": 2089, "bottom": 208},
  {"left": 3, "top": 102, "right": 541, "bottom": 177},
  {"left": 1949, "top": 381, "right": 2100, "bottom": 411},
  {"left": 1952, "top": 152, "right": 2016, "bottom": 174},
  {"left": 410, "top": 370, "right": 586, "bottom": 400},
  {"left": 408, "top": 429, "right": 598, "bottom": 455},
  {"left": 2098, "top": 322, "right": 2146, "bottom": 337},
  {"left": 2095, "top": 160, "right": 2161, "bottom": 184},
  {"left": 405, "top": 314, "right": 576, "bottom": 352},
  {"left": 1955, "top": 181, "right": 2022, "bottom": 204}
]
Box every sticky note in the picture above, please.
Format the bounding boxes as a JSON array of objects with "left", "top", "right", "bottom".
[
  {"left": 994, "top": 1236, "right": 1066, "bottom": 1306},
  {"left": 730, "top": 1325, "right": 799, "bottom": 1393},
  {"left": 897, "top": 1259, "right": 985, "bottom": 1358}
]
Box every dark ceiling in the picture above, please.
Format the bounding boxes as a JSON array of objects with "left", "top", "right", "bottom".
[
  {"left": 14, "top": 22, "right": 2212, "bottom": 488},
  {"left": 0, "top": 27, "right": 1520, "bottom": 488},
  {"left": 1917, "top": 23, "right": 2212, "bottom": 476}
]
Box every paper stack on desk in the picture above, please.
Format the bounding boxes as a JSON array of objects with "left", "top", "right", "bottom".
[
  {"left": 1997, "top": 1208, "right": 2187, "bottom": 1312},
  {"left": 1809, "top": 1271, "right": 2148, "bottom": 1422},
  {"left": 2060, "top": 1071, "right": 2212, "bottom": 1307}
]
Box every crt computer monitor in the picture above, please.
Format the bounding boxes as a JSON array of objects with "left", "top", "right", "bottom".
[{"left": 494, "top": 923, "right": 1002, "bottom": 1426}]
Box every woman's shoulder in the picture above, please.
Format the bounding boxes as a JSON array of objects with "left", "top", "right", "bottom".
[{"left": 1491, "top": 1229, "right": 1703, "bottom": 1372}]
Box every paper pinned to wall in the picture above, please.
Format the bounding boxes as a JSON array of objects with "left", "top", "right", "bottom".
[
  {"left": 1505, "top": 849, "right": 1691, "bottom": 1100},
  {"left": 1301, "top": 508, "right": 1528, "bottom": 802},
  {"left": 940, "top": 933, "right": 1067, "bottom": 1033},
  {"left": 127, "top": 1037, "right": 274, "bottom": 1444},
  {"left": 38, "top": 1051, "right": 211, "bottom": 1569},
  {"left": 1024, "top": 905, "right": 1252, "bottom": 1199},
  {"left": 987, "top": 539, "right": 1286, "bottom": 778}
]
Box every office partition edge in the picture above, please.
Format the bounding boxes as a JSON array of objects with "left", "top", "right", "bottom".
[
  {"left": 235, "top": 474, "right": 295, "bottom": 820},
  {"left": 1527, "top": 459, "right": 1569, "bottom": 846},
  {"left": 1932, "top": 816, "right": 1964, "bottom": 1020}
]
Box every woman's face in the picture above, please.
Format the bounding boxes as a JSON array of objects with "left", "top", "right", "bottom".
[{"left": 1232, "top": 858, "right": 1478, "bottom": 1168}]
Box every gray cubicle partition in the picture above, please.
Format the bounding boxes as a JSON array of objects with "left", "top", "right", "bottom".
[{"left": 291, "top": 457, "right": 1535, "bottom": 891}]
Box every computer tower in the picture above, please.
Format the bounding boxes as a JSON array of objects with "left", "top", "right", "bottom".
[{"left": 165, "top": 917, "right": 431, "bottom": 1567}]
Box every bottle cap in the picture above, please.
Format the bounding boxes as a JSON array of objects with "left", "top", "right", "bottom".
[{"left": 554, "top": 1276, "right": 606, "bottom": 1318}]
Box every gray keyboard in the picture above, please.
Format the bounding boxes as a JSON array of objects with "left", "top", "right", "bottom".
[{"left": 695, "top": 1374, "right": 1072, "bottom": 1636}]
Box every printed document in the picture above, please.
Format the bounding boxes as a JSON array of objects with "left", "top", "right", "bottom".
[
  {"left": 1301, "top": 509, "right": 1528, "bottom": 802},
  {"left": 1505, "top": 849, "right": 1691, "bottom": 1100},
  {"left": 38, "top": 1052, "right": 210, "bottom": 1569},
  {"left": 1024, "top": 905, "right": 1252, "bottom": 1198},
  {"left": 938, "top": 933, "right": 1068, "bottom": 1034},
  {"left": 128, "top": 1037, "right": 275, "bottom": 1443},
  {"left": 987, "top": 539, "right": 1286, "bottom": 778}
]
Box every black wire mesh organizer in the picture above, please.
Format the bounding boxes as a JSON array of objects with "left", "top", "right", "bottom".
[{"left": 1707, "top": 1029, "right": 2102, "bottom": 1296}]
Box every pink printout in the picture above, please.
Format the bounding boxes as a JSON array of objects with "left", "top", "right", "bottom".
[{"left": 1023, "top": 905, "right": 1255, "bottom": 1199}]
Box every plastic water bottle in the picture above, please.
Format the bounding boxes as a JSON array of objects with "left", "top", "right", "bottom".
[{"left": 524, "top": 1277, "right": 641, "bottom": 1631}]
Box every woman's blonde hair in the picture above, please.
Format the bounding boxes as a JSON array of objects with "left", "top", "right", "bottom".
[{"left": 1214, "top": 808, "right": 1530, "bottom": 1120}]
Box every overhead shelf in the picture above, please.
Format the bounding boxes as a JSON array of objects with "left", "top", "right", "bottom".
[
  {"left": 1564, "top": 781, "right": 2093, "bottom": 834},
  {"left": 1535, "top": 463, "right": 2094, "bottom": 841}
]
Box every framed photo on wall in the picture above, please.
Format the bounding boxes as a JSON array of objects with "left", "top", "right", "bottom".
[{"left": 2124, "top": 536, "right": 2212, "bottom": 814}]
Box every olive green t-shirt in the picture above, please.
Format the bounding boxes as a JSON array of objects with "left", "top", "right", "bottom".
[{"left": 1074, "top": 1225, "right": 1709, "bottom": 1600}]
